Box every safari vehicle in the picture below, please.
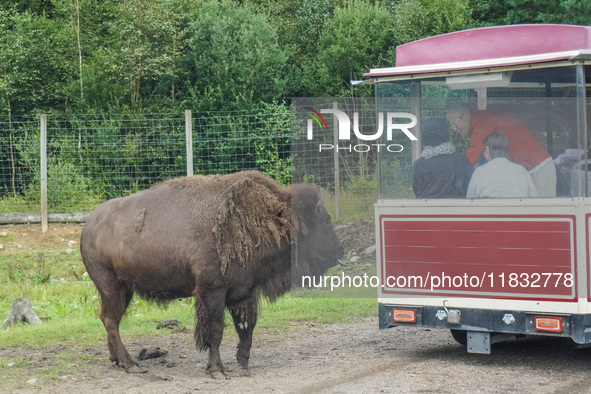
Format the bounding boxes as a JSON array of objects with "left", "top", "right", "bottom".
[{"left": 364, "top": 24, "right": 591, "bottom": 353}]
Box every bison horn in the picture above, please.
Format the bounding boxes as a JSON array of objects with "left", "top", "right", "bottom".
[{"left": 317, "top": 186, "right": 324, "bottom": 205}]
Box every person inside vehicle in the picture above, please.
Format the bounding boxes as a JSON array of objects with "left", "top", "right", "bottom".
[
  {"left": 466, "top": 131, "right": 537, "bottom": 198},
  {"left": 411, "top": 118, "right": 474, "bottom": 198},
  {"left": 446, "top": 103, "right": 555, "bottom": 197}
]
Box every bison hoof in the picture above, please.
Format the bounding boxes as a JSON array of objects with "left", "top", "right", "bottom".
[
  {"left": 209, "top": 370, "right": 230, "bottom": 380},
  {"left": 125, "top": 365, "right": 147, "bottom": 374},
  {"left": 236, "top": 354, "right": 249, "bottom": 370}
]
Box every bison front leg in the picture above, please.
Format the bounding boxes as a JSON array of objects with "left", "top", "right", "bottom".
[
  {"left": 229, "top": 298, "right": 258, "bottom": 370},
  {"left": 195, "top": 289, "right": 228, "bottom": 379}
]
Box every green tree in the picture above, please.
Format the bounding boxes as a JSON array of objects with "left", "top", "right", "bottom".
[
  {"left": 303, "top": 1, "right": 396, "bottom": 96},
  {"left": 0, "top": 9, "right": 72, "bottom": 115},
  {"left": 50, "top": 0, "right": 119, "bottom": 111},
  {"left": 469, "top": 0, "right": 591, "bottom": 26},
  {"left": 0, "top": 0, "right": 54, "bottom": 16},
  {"left": 252, "top": 0, "right": 335, "bottom": 96},
  {"left": 392, "top": 0, "right": 471, "bottom": 46},
  {"left": 185, "top": 0, "right": 288, "bottom": 110},
  {"left": 104, "top": 0, "right": 192, "bottom": 110}
]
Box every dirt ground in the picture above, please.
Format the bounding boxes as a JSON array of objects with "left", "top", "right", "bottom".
[
  {"left": 0, "top": 223, "right": 84, "bottom": 254},
  {"left": 5, "top": 316, "right": 591, "bottom": 394},
  {"left": 4, "top": 222, "right": 591, "bottom": 393}
]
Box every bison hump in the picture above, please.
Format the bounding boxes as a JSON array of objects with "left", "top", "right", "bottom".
[{"left": 213, "top": 179, "right": 290, "bottom": 275}]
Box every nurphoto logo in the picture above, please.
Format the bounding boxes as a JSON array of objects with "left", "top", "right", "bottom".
[{"left": 304, "top": 105, "right": 418, "bottom": 153}]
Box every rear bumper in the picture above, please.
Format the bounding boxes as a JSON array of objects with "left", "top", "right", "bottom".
[{"left": 379, "top": 302, "right": 591, "bottom": 345}]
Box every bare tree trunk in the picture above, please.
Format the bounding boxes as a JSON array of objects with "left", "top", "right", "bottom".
[
  {"left": 132, "top": 0, "right": 143, "bottom": 106},
  {"left": 76, "top": 0, "right": 83, "bottom": 100},
  {"left": 2, "top": 298, "right": 42, "bottom": 327}
]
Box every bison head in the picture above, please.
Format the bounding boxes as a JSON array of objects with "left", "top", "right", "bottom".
[
  {"left": 290, "top": 184, "right": 344, "bottom": 287},
  {"left": 212, "top": 177, "right": 342, "bottom": 290}
]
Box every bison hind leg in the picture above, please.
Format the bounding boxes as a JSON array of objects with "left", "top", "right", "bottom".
[{"left": 96, "top": 275, "right": 142, "bottom": 372}]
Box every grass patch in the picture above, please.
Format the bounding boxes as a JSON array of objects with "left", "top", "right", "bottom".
[
  {"left": 0, "top": 357, "right": 32, "bottom": 390},
  {"left": 329, "top": 190, "right": 376, "bottom": 224},
  {"left": 0, "top": 196, "right": 40, "bottom": 214},
  {"left": 258, "top": 297, "right": 376, "bottom": 329},
  {"left": 1, "top": 286, "right": 375, "bottom": 349},
  {"left": 1, "top": 246, "right": 377, "bottom": 350},
  {"left": 0, "top": 222, "right": 377, "bottom": 390},
  {"left": 0, "top": 282, "right": 198, "bottom": 349}
]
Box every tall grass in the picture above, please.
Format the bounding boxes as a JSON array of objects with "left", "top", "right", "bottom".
[
  {"left": 0, "top": 180, "right": 378, "bottom": 350},
  {"left": 322, "top": 176, "right": 377, "bottom": 224},
  {"left": 1, "top": 247, "right": 376, "bottom": 350}
]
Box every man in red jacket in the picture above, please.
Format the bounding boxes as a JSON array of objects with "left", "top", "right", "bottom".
[{"left": 446, "top": 104, "right": 556, "bottom": 197}]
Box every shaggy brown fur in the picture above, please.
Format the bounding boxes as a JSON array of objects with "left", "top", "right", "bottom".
[
  {"left": 80, "top": 170, "right": 343, "bottom": 379},
  {"left": 213, "top": 178, "right": 290, "bottom": 275}
]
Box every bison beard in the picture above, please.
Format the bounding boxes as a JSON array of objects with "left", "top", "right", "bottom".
[{"left": 80, "top": 170, "right": 343, "bottom": 379}]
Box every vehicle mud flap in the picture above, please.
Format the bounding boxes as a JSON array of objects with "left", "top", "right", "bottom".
[{"left": 466, "top": 331, "right": 490, "bottom": 354}]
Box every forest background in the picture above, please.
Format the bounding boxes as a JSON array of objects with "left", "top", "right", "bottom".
[
  {"left": 3, "top": 0, "right": 591, "bottom": 116},
  {"left": 1, "top": 0, "right": 591, "bottom": 216}
]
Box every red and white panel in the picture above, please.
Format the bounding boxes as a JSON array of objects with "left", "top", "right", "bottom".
[{"left": 379, "top": 215, "right": 576, "bottom": 300}]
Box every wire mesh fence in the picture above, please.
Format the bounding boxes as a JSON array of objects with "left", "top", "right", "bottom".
[
  {"left": 0, "top": 115, "right": 41, "bottom": 215},
  {"left": 1, "top": 107, "right": 376, "bottom": 223}
]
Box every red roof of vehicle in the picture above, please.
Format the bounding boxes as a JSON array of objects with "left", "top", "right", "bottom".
[{"left": 364, "top": 24, "right": 591, "bottom": 78}]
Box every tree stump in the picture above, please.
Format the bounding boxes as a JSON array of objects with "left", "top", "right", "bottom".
[{"left": 2, "top": 297, "right": 42, "bottom": 327}]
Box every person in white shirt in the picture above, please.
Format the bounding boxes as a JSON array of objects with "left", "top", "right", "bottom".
[{"left": 466, "top": 131, "right": 537, "bottom": 198}]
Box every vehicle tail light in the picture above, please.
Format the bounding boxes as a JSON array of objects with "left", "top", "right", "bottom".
[
  {"left": 534, "top": 316, "right": 562, "bottom": 333},
  {"left": 392, "top": 308, "right": 416, "bottom": 323}
]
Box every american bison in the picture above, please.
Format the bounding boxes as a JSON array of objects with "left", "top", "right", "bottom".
[{"left": 80, "top": 170, "right": 343, "bottom": 378}]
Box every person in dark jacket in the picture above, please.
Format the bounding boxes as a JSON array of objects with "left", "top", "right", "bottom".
[{"left": 411, "top": 118, "right": 474, "bottom": 198}]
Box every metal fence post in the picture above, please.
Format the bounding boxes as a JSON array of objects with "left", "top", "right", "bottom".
[
  {"left": 333, "top": 102, "right": 340, "bottom": 221},
  {"left": 185, "top": 110, "right": 193, "bottom": 176},
  {"left": 40, "top": 114, "right": 48, "bottom": 233}
]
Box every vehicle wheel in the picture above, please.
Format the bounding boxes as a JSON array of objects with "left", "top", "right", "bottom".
[{"left": 450, "top": 329, "right": 467, "bottom": 346}]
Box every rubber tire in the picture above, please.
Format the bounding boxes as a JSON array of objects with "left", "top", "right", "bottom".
[{"left": 450, "top": 329, "right": 467, "bottom": 346}]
